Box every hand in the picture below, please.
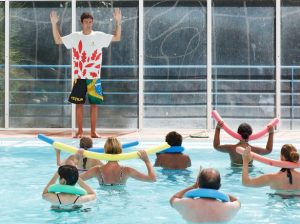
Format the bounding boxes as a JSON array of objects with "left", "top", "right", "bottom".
[
  {"left": 137, "top": 150, "right": 150, "bottom": 162},
  {"left": 113, "top": 8, "right": 122, "bottom": 24},
  {"left": 268, "top": 126, "right": 274, "bottom": 134},
  {"left": 50, "top": 11, "right": 59, "bottom": 25},
  {"left": 242, "top": 146, "right": 253, "bottom": 163},
  {"left": 217, "top": 121, "right": 224, "bottom": 129}
]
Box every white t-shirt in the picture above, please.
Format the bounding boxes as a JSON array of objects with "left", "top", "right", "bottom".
[{"left": 62, "top": 31, "right": 113, "bottom": 79}]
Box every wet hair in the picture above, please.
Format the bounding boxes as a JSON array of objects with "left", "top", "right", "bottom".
[
  {"left": 80, "top": 137, "right": 93, "bottom": 169},
  {"left": 237, "top": 123, "right": 253, "bottom": 141},
  {"left": 58, "top": 165, "right": 79, "bottom": 186},
  {"left": 281, "top": 144, "right": 299, "bottom": 163},
  {"left": 197, "top": 168, "right": 221, "bottom": 190},
  {"left": 104, "top": 137, "right": 122, "bottom": 154},
  {"left": 165, "top": 131, "right": 182, "bottom": 146},
  {"left": 80, "top": 12, "right": 93, "bottom": 23}
]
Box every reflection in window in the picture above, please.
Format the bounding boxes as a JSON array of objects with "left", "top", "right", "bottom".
[
  {"left": 9, "top": 1, "right": 72, "bottom": 128},
  {"left": 76, "top": 1, "right": 139, "bottom": 128},
  {"left": 144, "top": 1, "right": 207, "bottom": 128},
  {"left": 212, "top": 0, "right": 275, "bottom": 130},
  {"left": 0, "top": 2, "right": 4, "bottom": 127},
  {"left": 281, "top": 2, "right": 300, "bottom": 130}
]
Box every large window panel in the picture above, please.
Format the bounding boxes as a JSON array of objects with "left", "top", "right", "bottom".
[
  {"left": 281, "top": 1, "right": 300, "bottom": 130},
  {"left": 144, "top": 1, "right": 207, "bottom": 129},
  {"left": 76, "top": 1, "right": 139, "bottom": 129},
  {"left": 9, "top": 1, "right": 72, "bottom": 128},
  {"left": 212, "top": 0, "right": 275, "bottom": 130},
  {"left": 0, "top": 2, "right": 4, "bottom": 127}
]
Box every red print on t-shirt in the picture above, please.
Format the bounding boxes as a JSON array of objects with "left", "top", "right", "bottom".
[{"left": 72, "top": 40, "right": 102, "bottom": 79}]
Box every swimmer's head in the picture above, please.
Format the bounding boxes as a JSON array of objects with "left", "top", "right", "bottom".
[
  {"left": 104, "top": 137, "right": 122, "bottom": 154},
  {"left": 281, "top": 144, "right": 299, "bottom": 163},
  {"left": 237, "top": 123, "right": 253, "bottom": 141},
  {"left": 197, "top": 168, "right": 221, "bottom": 190},
  {"left": 80, "top": 137, "right": 93, "bottom": 150},
  {"left": 165, "top": 131, "right": 182, "bottom": 146},
  {"left": 80, "top": 12, "right": 93, "bottom": 23},
  {"left": 58, "top": 165, "right": 79, "bottom": 186}
]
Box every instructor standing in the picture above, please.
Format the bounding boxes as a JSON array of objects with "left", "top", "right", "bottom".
[{"left": 50, "top": 9, "right": 122, "bottom": 138}]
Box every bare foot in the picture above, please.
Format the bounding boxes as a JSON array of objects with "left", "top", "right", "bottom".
[
  {"left": 91, "top": 132, "right": 101, "bottom": 138},
  {"left": 73, "top": 132, "right": 83, "bottom": 138}
]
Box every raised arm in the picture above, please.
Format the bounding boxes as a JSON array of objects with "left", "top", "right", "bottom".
[
  {"left": 251, "top": 127, "right": 274, "bottom": 155},
  {"left": 76, "top": 178, "right": 96, "bottom": 203},
  {"left": 80, "top": 165, "right": 99, "bottom": 181},
  {"left": 213, "top": 122, "right": 235, "bottom": 153},
  {"left": 42, "top": 171, "right": 59, "bottom": 201},
  {"left": 50, "top": 11, "right": 63, "bottom": 44},
  {"left": 127, "top": 150, "right": 156, "bottom": 182},
  {"left": 55, "top": 148, "right": 62, "bottom": 166},
  {"left": 242, "top": 147, "right": 272, "bottom": 187},
  {"left": 111, "top": 8, "right": 122, "bottom": 42},
  {"left": 169, "top": 183, "right": 197, "bottom": 206}
]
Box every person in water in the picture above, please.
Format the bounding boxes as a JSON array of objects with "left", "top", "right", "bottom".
[
  {"left": 242, "top": 144, "right": 300, "bottom": 194},
  {"left": 213, "top": 122, "right": 274, "bottom": 166},
  {"left": 42, "top": 165, "right": 96, "bottom": 210},
  {"left": 169, "top": 168, "right": 241, "bottom": 222},
  {"left": 80, "top": 137, "right": 156, "bottom": 185},
  {"left": 55, "top": 136, "right": 103, "bottom": 170},
  {"left": 154, "top": 131, "right": 191, "bottom": 170}
]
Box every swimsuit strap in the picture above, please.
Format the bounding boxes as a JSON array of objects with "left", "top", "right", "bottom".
[
  {"left": 119, "top": 166, "right": 124, "bottom": 182},
  {"left": 98, "top": 167, "right": 105, "bottom": 184},
  {"left": 73, "top": 196, "right": 80, "bottom": 204},
  {"left": 56, "top": 194, "right": 62, "bottom": 204},
  {"left": 281, "top": 168, "right": 293, "bottom": 184}
]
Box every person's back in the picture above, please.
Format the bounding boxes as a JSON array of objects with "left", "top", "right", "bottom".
[
  {"left": 154, "top": 131, "right": 191, "bottom": 169},
  {"left": 172, "top": 197, "right": 240, "bottom": 223},
  {"left": 214, "top": 122, "right": 274, "bottom": 165},
  {"left": 80, "top": 137, "right": 156, "bottom": 185},
  {"left": 170, "top": 168, "right": 240, "bottom": 222},
  {"left": 242, "top": 144, "right": 300, "bottom": 194},
  {"left": 42, "top": 165, "right": 96, "bottom": 210}
]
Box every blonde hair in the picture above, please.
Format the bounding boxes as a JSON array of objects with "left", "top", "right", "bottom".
[
  {"left": 104, "top": 137, "right": 122, "bottom": 154},
  {"left": 281, "top": 144, "right": 299, "bottom": 163}
]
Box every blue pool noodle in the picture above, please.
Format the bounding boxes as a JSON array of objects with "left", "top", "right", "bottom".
[{"left": 38, "top": 134, "right": 54, "bottom": 145}]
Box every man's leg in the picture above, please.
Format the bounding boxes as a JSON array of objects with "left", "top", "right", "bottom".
[
  {"left": 74, "top": 104, "right": 84, "bottom": 138},
  {"left": 90, "top": 104, "right": 101, "bottom": 138}
]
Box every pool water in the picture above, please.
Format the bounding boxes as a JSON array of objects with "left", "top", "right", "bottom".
[{"left": 1, "top": 138, "right": 300, "bottom": 224}]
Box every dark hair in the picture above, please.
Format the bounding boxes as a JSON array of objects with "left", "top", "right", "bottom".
[
  {"left": 80, "top": 137, "right": 93, "bottom": 169},
  {"left": 237, "top": 123, "right": 253, "bottom": 140},
  {"left": 58, "top": 165, "right": 79, "bottom": 186},
  {"left": 80, "top": 12, "right": 93, "bottom": 23},
  {"left": 197, "top": 168, "right": 221, "bottom": 190},
  {"left": 281, "top": 144, "right": 299, "bottom": 163},
  {"left": 165, "top": 131, "right": 182, "bottom": 146}
]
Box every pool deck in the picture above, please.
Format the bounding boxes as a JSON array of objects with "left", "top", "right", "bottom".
[{"left": 0, "top": 129, "right": 299, "bottom": 143}]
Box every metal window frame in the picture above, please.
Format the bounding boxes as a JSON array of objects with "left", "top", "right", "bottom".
[{"left": 1, "top": 0, "right": 282, "bottom": 130}]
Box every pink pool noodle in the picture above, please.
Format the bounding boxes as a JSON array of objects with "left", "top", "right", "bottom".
[
  {"left": 236, "top": 146, "right": 300, "bottom": 168},
  {"left": 211, "top": 110, "right": 279, "bottom": 141}
]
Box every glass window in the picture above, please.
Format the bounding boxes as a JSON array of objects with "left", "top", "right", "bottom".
[
  {"left": 9, "top": 1, "right": 72, "bottom": 128},
  {"left": 144, "top": 1, "right": 207, "bottom": 129},
  {"left": 0, "top": 1, "right": 4, "bottom": 127},
  {"left": 281, "top": 1, "right": 300, "bottom": 130},
  {"left": 76, "top": 1, "right": 139, "bottom": 129},
  {"left": 212, "top": 0, "right": 275, "bottom": 130}
]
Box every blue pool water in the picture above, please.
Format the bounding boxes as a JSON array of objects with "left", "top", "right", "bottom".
[{"left": 1, "top": 138, "right": 300, "bottom": 224}]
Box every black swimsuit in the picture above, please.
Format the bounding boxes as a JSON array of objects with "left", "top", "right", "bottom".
[{"left": 281, "top": 168, "right": 293, "bottom": 184}]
